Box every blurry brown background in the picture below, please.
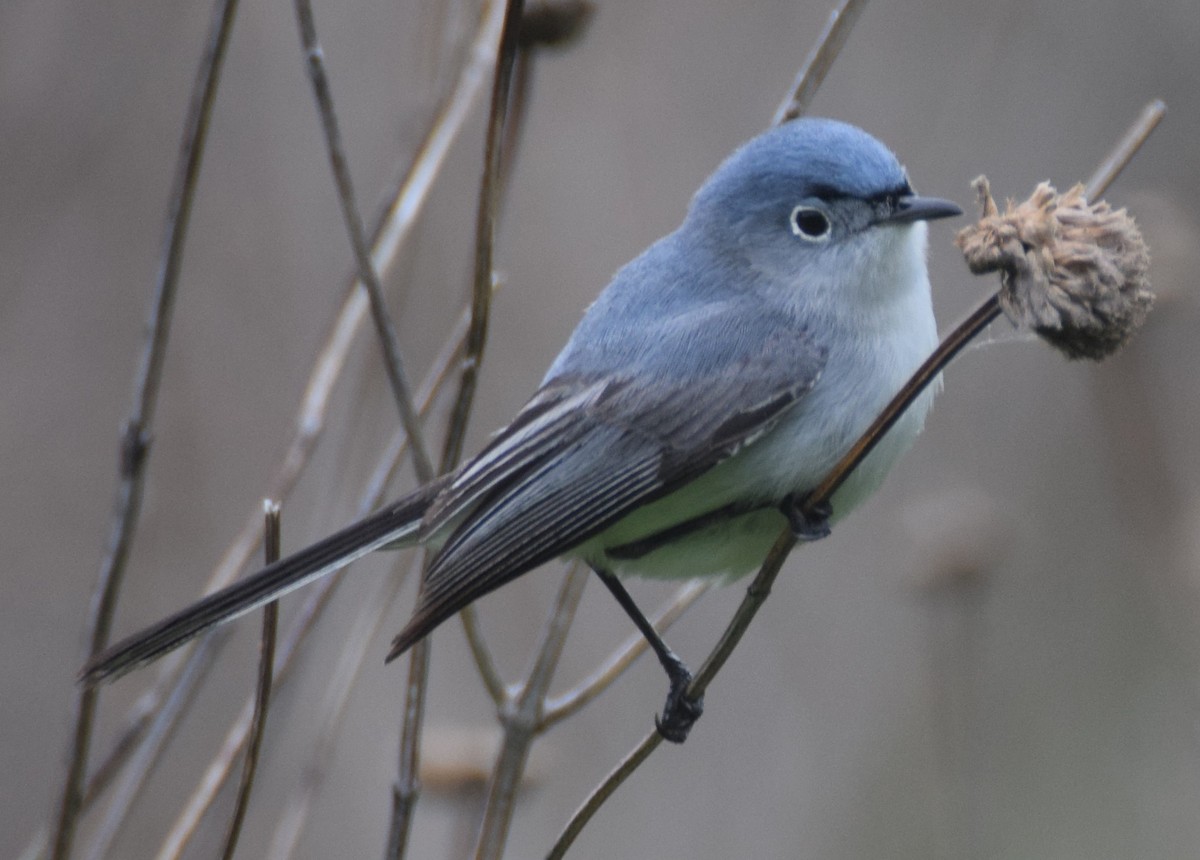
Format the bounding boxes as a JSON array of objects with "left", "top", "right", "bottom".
[{"left": 4, "top": 1, "right": 1200, "bottom": 857}]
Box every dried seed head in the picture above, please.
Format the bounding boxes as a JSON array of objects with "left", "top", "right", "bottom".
[{"left": 955, "top": 176, "right": 1153, "bottom": 360}]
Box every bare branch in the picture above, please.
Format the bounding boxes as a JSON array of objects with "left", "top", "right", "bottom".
[
  {"left": 265, "top": 553, "right": 425, "bottom": 860},
  {"left": 390, "top": 1, "right": 527, "bottom": 855},
  {"left": 474, "top": 564, "right": 589, "bottom": 860},
  {"left": 83, "top": 635, "right": 229, "bottom": 860},
  {"left": 440, "top": 0, "right": 525, "bottom": 473},
  {"left": 220, "top": 503, "right": 282, "bottom": 860},
  {"left": 51, "top": 1, "right": 241, "bottom": 857},
  {"left": 292, "top": 0, "right": 434, "bottom": 482},
  {"left": 459, "top": 603, "right": 508, "bottom": 706},
  {"left": 771, "top": 0, "right": 869, "bottom": 125},
  {"left": 153, "top": 296, "right": 472, "bottom": 860},
  {"left": 545, "top": 733, "right": 663, "bottom": 860},
  {"left": 1085, "top": 99, "right": 1166, "bottom": 199},
  {"left": 53, "top": 5, "right": 505, "bottom": 846}
]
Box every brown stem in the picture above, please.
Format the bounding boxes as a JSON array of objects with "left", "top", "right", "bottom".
[{"left": 219, "top": 504, "right": 282, "bottom": 860}]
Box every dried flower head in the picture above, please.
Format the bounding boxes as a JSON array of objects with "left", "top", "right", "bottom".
[{"left": 955, "top": 176, "right": 1153, "bottom": 360}]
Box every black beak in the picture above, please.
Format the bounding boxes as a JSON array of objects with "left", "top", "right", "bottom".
[{"left": 878, "top": 195, "right": 963, "bottom": 225}]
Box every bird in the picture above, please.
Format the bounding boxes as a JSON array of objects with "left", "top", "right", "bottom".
[{"left": 82, "top": 117, "right": 961, "bottom": 743}]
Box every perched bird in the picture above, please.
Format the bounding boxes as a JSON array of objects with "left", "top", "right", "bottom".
[{"left": 83, "top": 118, "right": 961, "bottom": 742}]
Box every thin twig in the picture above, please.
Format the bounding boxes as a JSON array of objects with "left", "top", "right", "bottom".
[
  {"left": 547, "top": 97, "right": 1167, "bottom": 859},
  {"left": 541, "top": 580, "right": 711, "bottom": 727},
  {"left": 293, "top": 0, "right": 434, "bottom": 483},
  {"left": 85, "top": 281, "right": 471, "bottom": 860},
  {"left": 1084, "top": 99, "right": 1166, "bottom": 199},
  {"left": 390, "top": 2, "right": 526, "bottom": 856},
  {"left": 58, "top": 291, "right": 368, "bottom": 860},
  {"left": 545, "top": 733, "right": 662, "bottom": 860},
  {"left": 459, "top": 604, "right": 509, "bottom": 706},
  {"left": 451, "top": 0, "right": 548, "bottom": 704},
  {"left": 439, "top": 0, "right": 524, "bottom": 473},
  {"left": 153, "top": 573, "right": 340, "bottom": 860},
  {"left": 264, "top": 553, "right": 426, "bottom": 860},
  {"left": 80, "top": 695, "right": 156, "bottom": 808},
  {"left": 454, "top": 7, "right": 597, "bottom": 712},
  {"left": 153, "top": 297, "right": 472, "bottom": 860},
  {"left": 47, "top": 10, "right": 504, "bottom": 847},
  {"left": 474, "top": 564, "right": 590, "bottom": 860},
  {"left": 771, "top": 0, "right": 869, "bottom": 126},
  {"left": 154, "top": 567, "right": 349, "bottom": 860},
  {"left": 457, "top": 274, "right": 508, "bottom": 706},
  {"left": 51, "top": 1, "right": 240, "bottom": 857},
  {"left": 220, "top": 503, "right": 282, "bottom": 860},
  {"left": 82, "top": 633, "right": 230, "bottom": 860}
]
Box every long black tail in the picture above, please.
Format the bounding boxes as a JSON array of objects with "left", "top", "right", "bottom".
[{"left": 80, "top": 484, "right": 440, "bottom": 686}]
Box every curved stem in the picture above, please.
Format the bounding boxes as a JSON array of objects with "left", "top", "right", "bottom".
[{"left": 544, "top": 733, "right": 663, "bottom": 860}]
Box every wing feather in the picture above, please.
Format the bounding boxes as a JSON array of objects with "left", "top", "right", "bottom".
[{"left": 389, "top": 315, "right": 827, "bottom": 656}]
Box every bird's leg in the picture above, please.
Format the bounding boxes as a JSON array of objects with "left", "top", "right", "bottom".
[
  {"left": 781, "top": 493, "right": 833, "bottom": 542},
  {"left": 592, "top": 565, "right": 703, "bottom": 743}
]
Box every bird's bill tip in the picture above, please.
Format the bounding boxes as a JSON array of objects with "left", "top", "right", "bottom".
[{"left": 880, "top": 195, "right": 963, "bottom": 225}]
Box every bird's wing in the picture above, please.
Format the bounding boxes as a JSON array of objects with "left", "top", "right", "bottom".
[{"left": 391, "top": 315, "right": 826, "bottom": 655}]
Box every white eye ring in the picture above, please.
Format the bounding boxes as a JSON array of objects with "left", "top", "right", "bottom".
[{"left": 790, "top": 205, "right": 831, "bottom": 241}]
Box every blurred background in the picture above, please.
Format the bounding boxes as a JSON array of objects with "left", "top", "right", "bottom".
[{"left": 4, "top": 0, "right": 1199, "bottom": 857}]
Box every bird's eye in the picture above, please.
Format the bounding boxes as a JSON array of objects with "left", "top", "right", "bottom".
[{"left": 790, "top": 205, "right": 831, "bottom": 241}]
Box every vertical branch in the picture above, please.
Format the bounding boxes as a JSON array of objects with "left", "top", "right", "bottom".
[
  {"left": 293, "top": 0, "right": 435, "bottom": 482},
  {"left": 36, "top": 5, "right": 513, "bottom": 859},
  {"left": 455, "top": 0, "right": 597, "bottom": 708},
  {"left": 220, "top": 502, "right": 282, "bottom": 860},
  {"left": 155, "top": 303, "right": 470, "bottom": 860},
  {"left": 267, "top": 554, "right": 426, "bottom": 860},
  {"left": 82, "top": 634, "right": 231, "bottom": 860},
  {"left": 473, "top": 564, "right": 589, "bottom": 860},
  {"left": 69, "top": 1, "right": 517, "bottom": 817},
  {"left": 51, "top": 0, "right": 241, "bottom": 857},
  {"left": 439, "top": 0, "right": 526, "bottom": 471},
  {"left": 388, "top": 2, "right": 527, "bottom": 857}
]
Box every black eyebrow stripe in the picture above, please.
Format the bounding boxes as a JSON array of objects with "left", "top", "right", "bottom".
[
  {"left": 806, "top": 181, "right": 913, "bottom": 204},
  {"left": 867, "top": 182, "right": 914, "bottom": 203},
  {"left": 807, "top": 183, "right": 844, "bottom": 201}
]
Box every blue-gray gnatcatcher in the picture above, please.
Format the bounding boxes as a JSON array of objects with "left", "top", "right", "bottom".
[{"left": 83, "top": 118, "right": 961, "bottom": 741}]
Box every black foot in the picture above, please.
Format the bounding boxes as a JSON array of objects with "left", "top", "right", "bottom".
[
  {"left": 782, "top": 494, "right": 832, "bottom": 542},
  {"left": 590, "top": 564, "right": 705, "bottom": 742},
  {"left": 655, "top": 669, "right": 704, "bottom": 744}
]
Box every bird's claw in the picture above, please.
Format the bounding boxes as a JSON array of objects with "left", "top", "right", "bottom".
[
  {"left": 782, "top": 495, "right": 832, "bottom": 542},
  {"left": 655, "top": 672, "right": 704, "bottom": 744}
]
